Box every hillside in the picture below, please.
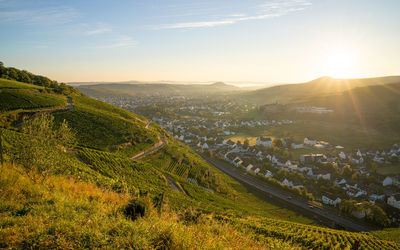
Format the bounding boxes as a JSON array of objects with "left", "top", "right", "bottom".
[
  {"left": 297, "top": 82, "right": 400, "bottom": 134},
  {"left": 1, "top": 74, "right": 399, "bottom": 248},
  {"left": 76, "top": 81, "right": 244, "bottom": 98},
  {"left": 239, "top": 76, "right": 400, "bottom": 105}
]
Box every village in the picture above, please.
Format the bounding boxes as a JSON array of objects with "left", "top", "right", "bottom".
[{"left": 101, "top": 95, "right": 400, "bottom": 227}]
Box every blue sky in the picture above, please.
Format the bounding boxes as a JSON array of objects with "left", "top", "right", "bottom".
[{"left": 0, "top": 0, "right": 399, "bottom": 83}]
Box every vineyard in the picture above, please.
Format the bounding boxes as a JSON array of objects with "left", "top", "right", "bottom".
[
  {"left": 0, "top": 88, "right": 66, "bottom": 111},
  {"left": 54, "top": 94, "right": 158, "bottom": 150},
  {"left": 217, "top": 216, "right": 399, "bottom": 249}
]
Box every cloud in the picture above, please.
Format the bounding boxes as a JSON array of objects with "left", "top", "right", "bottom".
[
  {"left": 86, "top": 25, "right": 112, "bottom": 35},
  {"left": 155, "top": 0, "right": 311, "bottom": 29},
  {"left": 0, "top": 6, "right": 78, "bottom": 24},
  {"left": 96, "top": 36, "right": 137, "bottom": 49}
]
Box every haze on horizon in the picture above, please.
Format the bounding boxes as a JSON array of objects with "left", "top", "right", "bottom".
[{"left": 0, "top": 0, "right": 399, "bottom": 84}]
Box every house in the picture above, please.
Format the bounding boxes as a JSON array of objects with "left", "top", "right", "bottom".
[
  {"left": 335, "top": 178, "right": 347, "bottom": 186},
  {"left": 318, "top": 173, "right": 331, "bottom": 181},
  {"left": 254, "top": 168, "right": 260, "bottom": 174},
  {"left": 202, "top": 143, "right": 209, "bottom": 149},
  {"left": 383, "top": 176, "right": 393, "bottom": 186},
  {"left": 304, "top": 137, "right": 317, "bottom": 146},
  {"left": 265, "top": 170, "right": 273, "bottom": 178},
  {"left": 256, "top": 136, "right": 272, "bottom": 147},
  {"left": 232, "top": 157, "right": 243, "bottom": 167},
  {"left": 281, "top": 178, "right": 294, "bottom": 187},
  {"left": 322, "top": 194, "right": 341, "bottom": 207},
  {"left": 339, "top": 152, "right": 347, "bottom": 160},
  {"left": 246, "top": 164, "right": 254, "bottom": 172},
  {"left": 291, "top": 142, "right": 304, "bottom": 149},
  {"left": 300, "top": 154, "right": 326, "bottom": 163},
  {"left": 387, "top": 194, "right": 400, "bottom": 209}
]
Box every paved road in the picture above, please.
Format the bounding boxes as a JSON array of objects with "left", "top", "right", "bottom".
[{"left": 203, "top": 156, "right": 377, "bottom": 232}]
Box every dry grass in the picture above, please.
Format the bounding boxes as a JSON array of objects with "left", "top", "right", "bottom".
[{"left": 0, "top": 163, "right": 295, "bottom": 249}]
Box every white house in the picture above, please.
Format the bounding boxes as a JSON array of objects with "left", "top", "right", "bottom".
[
  {"left": 202, "top": 143, "right": 209, "bottom": 149},
  {"left": 246, "top": 164, "right": 254, "bottom": 172},
  {"left": 232, "top": 157, "right": 243, "bottom": 167},
  {"left": 304, "top": 137, "right": 317, "bottom": 146},
  {"left": 281, "top": 178, "right": 294, "bottom": 187},
  {"left": 291, "top": 142, "right": 304, "bottom": 149},
  {"left": 322, "top": 195, "right": 341, "bottom": 207},
  {"left": 339, "top": 152, "right": 347, "bottom": 160},
  {"left": 254, "top": 168, "right": 260, "bottom": 174},
  {"left": 256, "top": 136, "right": 272, "bottom": 147},
  {"left": 387, "top": 194, "right": 400, "bottom": 209},
  {"left": 265, "top": 170, "right": 273, "bottom": 178},
  {"left": 383, "top": 176, "right": 393, "bottom": 186},
  {"left": 318, "top": 173, "right": 331, "bottom": 181}
]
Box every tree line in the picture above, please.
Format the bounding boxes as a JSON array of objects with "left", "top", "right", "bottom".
[{"left": 0, "top": 61, "right": 77, "bottom": 95}]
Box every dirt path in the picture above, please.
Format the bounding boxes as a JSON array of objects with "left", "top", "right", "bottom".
[
  {"left": 131, "top": 135, "right": 166, "bottom": 160},
  {"left": 164, "top": 175, "right": 182, "bottom": 193},
  {"left": 14, "top": 96, "right": 74, "bottom": 127}
]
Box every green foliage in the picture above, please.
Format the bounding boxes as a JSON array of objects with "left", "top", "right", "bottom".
[
  {"left": 218, "top": 215, "right": 399, "bottom": 249},
  {"left": 13, "top": 114, "right": 76, "bottom": 182},
  {"left": 0, "top": 86, "right": 65, "bottom": 112},
  {"left": 54, "top": 95, "right": 157, "bottom": 150}
]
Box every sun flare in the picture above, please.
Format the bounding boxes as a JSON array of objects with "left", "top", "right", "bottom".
[{"left": 324, "top": 50, "right": 356, "bottom": 78}]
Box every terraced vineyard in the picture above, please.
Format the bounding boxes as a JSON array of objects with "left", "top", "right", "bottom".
[
  {"left": 218, "top": 216, "right": 399, "bottom": 249},
  {"left": 0, "top": 79, "right": 66, "bottom": 111}
]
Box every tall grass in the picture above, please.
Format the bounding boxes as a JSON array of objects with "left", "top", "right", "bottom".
[{"left": 0, "top": 163, "right": 289, "bottom": 249}]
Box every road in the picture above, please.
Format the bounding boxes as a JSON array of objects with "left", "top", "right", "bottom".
[{"left": 203, "top": 156, "right": 378, "bottom": 232}]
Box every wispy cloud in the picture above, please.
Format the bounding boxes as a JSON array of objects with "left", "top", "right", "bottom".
[
  {"left": 85, "top": 23, "right": 112, "bottom": 35},
  {"left": 155, "top": 0, "right": 311, "bottom": 29},
  {"left": 0, "top": 6, "right": 78, "bottom": 24},
  {"left": 96, "top": 36, "right": 137, "bottom": 49},
  {"left": 87, "top": 27, "right": 111, "bottom": 35}
]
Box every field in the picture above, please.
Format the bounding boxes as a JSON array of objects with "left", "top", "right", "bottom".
[
  {"left": 376, "top": 164, "right": 400, "bottom": 175},
  {"left": 232, "top": 120, "right": 399, "bottom": 151}
]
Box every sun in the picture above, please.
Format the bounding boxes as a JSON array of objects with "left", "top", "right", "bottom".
[{"left": 324, "top": 50, "right": 356, "bottom": 78}]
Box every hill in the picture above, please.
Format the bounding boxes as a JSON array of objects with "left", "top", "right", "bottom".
[
  {"left": 297, "top": 82, "right": 400, "bottom": 134},
  {"left": 240, "top": 76, "right": 400, "bottom": 105},
  {"left": 1, "top": 73, "right": 399, "bottom": 248},
  {"left": 76, "top": 81, "right": 244, "bottom": 98}
]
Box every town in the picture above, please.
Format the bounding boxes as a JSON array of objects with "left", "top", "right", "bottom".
[{"left": 101, "top": 94, "right": 400, "bottom": 227}]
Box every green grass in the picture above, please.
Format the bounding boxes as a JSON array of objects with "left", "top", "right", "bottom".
[
  {"left": 54, "top": 95, "right": 157, "bottom": 151},
  {"left": 263, "top": 120, "right": 398, "bottom": 150},
  {"left": 376, "top": 164, "right": 400, "bottom": 175},
  {"left": 0, "top": 89, "right": 66, "bottom": 112},
  {"left": 0, "top": 78, "right": 43, "bottom": 89}
]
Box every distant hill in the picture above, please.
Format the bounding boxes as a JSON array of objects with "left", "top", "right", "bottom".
[
  {"left": 298, "top": 82, "right": 400, "bottom": 133},
  {"left": 76, "top": 81, "right": 245, "bottom": 98},
  {"left": 239, "top": 76, "right": 400, "bottom": 104}
]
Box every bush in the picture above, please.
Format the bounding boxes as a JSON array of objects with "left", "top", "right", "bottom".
[{"left": 124, "top": 197, "right": 150, "bottom": 221}]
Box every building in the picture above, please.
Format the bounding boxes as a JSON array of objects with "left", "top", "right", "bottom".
[
  {"left": 256, "top": 136, "right": 272, "bottom": 147},
  {"left": 387, "top": 194, "right": 400, "bottom": 209},
  {"left": 322, "top": 194, "right": 341, "bottom": 207}
]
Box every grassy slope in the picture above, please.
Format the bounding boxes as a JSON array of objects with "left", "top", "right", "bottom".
[{"left": 0, "top": 79, "right": 66, "bottom": 112}]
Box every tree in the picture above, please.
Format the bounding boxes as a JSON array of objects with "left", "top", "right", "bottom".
[
  {"left": 243, "top": 139, "right": 249, "bottom": 148},
  {"left": 273, "top": 138, "right": 283, "bottom": 148},
  {"left": 14, "top": 114, "right": 76, "bottom": 182}
]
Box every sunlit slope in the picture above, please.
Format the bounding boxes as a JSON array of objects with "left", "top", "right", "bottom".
[
  {"left": 298, "top": 82, "right": 400, "bottom": 133},
  {"left": 0, "top": 78, "right": 66, "bottom": 112},
  {"left": 240, "top": 76, "right": 400, "bottom": 104}
]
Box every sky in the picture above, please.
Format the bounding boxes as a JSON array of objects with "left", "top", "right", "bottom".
[{"left": 0, "top": 0, "right": 400, "bottom": 83}]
